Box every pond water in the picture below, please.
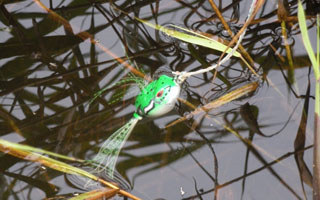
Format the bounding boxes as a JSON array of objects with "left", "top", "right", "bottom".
[{"left": 0, "top": 0, "right": 318, "bottom": 199}]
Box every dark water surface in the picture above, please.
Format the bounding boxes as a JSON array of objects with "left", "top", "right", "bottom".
[{"left": 0, "top": 0, "right": 318, "bottom": 199}]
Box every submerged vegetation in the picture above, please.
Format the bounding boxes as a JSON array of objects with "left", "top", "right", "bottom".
[{"left": 0, "top": 0, "right": 319, "bottom": 199}]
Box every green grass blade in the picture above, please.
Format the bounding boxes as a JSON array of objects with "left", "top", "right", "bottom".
[
  {"left": 0, "top": 139, "right": 83, "bottom": 162},
  {"left": 135, "top": 17, "right": 241, "bottom": 57},
  {"left": 298, "top": 0, "right": 320, "bottom": 79},
  {"left": 317, "top": 15, "right": 319, "bottom": 64},
  {"left": 298, "top": 2, "right": 320, "bottom": 198},
  {"left": 0, "top": 139, "right": 96, "bottom": 179}
]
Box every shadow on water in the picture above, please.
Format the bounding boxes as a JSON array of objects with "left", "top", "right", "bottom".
[{"left": 0, "top": 0, "right": 318, "bottom": 199}]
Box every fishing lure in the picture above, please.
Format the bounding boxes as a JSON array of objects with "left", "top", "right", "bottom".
[
  {"left": 90, "top": 75, "right": 181, "bottom": 178},
  {"left": 88, "top": 0, "right": 258, "bottom": 183}
]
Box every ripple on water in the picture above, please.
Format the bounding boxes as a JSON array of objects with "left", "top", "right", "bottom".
[
  {"left": 65, "top": 164, "right": 131, "bottom": 192},
  {"left": 159, "top": 23, "right": 190, "bottom": 51},
  {"left": 273, "top": 26, "right": 295, "bottom": 46}
]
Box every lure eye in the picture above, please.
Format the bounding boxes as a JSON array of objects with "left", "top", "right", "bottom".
[{"left": 156, "top": 90, "right": 164, "bottom": 98}]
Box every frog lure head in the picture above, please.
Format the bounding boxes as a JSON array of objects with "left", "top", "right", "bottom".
[{"left": 134, "top": 75, "right": 181, "bottom": 119}]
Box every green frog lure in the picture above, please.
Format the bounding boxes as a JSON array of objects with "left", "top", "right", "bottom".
[
  {"left": 88, "top": 0, "right": 257, "bottom": 181},
  {"left": 90, "top": 75, "right": 181, "bottom": 178}
]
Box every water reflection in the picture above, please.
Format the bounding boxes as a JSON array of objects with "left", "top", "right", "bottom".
[{"left": 0, "top": 0, "right": 317, "bottom": 199}]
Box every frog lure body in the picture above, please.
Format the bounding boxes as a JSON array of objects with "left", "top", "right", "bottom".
[
  {"left": 90, "top": 75, "right": 181, "bottom": 178},
  {"left": 135, "top": 75, "right": 181, "bottom": 118}
]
